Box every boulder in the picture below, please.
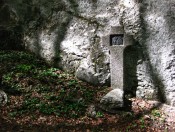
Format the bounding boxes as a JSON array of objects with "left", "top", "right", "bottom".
[{"left": 100, "top": 89, "right": 124, "bottom": 112}]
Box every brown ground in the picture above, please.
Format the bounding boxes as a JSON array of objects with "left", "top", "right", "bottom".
[
  {"left": 1, "top": 98, "right": 175, "bottom": 132},
  {"left": 0, "top": 50, "right": 175, "bottom": 132}
]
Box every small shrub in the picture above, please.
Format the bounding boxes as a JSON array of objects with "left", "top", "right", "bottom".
[
  {"left": 151, "top": 109, "right": 161, "bottom": 117},
  {"left": 15, "top": 64, "right": 33, "bottom": 72},
  {"left": 96, "top": 111, "right": 104, "bottom": 118}
]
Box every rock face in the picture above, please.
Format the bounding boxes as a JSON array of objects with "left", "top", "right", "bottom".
[
  {"left": 1, "top": 0, "right": 175, "bottom": 106},
  {"left": 3, "top": 0, "right": 120, "bottom": 85},
  {"left": 120, "top": 0, "right": 175, "bottom": 106}
]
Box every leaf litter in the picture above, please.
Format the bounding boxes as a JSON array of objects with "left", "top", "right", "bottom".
[{"left": 0, "top": 50, "right": 175, "bottom": 131}]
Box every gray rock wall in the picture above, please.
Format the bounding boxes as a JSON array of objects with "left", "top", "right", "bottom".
[
  {"left": 120, "top": 0, "right": 175, "bottom": 105},
  {"left": 142, "top": 0, "right": 175, "bottom": 106},
  {"left": 4, "top": 0, "right": 120, "bottom": 85},
  {"left": 58, "top": 0, "right": 119, "bottom": 85},
  {"left": 2, "top": 0, "right": 175, "bottom": 106}
]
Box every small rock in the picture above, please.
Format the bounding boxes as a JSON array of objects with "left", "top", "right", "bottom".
[
  {"left": 38, "top": 116, "right": 47, "bottom": 122},
  {"left": 0, "top": 90, "right": 7, "bottom": 106},
  {"left": 87, "top": 105, "right": 96, "bottom": 118},
  {"left": 100, "top": 89, "right": 124, "bottom": 113}
]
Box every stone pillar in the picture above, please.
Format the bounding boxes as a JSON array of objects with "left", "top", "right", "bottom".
[
  {"left": 100, "top": 26, "right": 134, "bottom": 111},
  {"left": 109, "top": 27, "right": 134, "bottom": 90}
]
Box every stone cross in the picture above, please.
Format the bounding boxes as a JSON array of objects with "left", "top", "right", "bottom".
[{"left": 100, "top": 26, "right": 134, "bottom": 110}]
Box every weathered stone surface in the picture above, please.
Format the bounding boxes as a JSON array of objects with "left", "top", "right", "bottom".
[
  {"left": 100, "top": 89, "right": 124, "bottom": 112},
  {"left": 2, "top": 0, "right": 119, "bottom": 85},
  {"left": 86, "top": 104, "right": 96, "bottom": 118},
  {"left": 0, "top": 90, "right": 7, "bottom": 106},
  {"left": 120, "top": 0, "right": 175, "bottom": 106},
  {"left": 1, "top": 0, "right": 175, "bottom": 107}
]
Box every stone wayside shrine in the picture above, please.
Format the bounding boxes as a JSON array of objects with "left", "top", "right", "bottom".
[{"left": 100, "top": 26, "right": 134, "bottom": 112}]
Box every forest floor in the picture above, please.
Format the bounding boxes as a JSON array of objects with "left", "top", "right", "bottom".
[{"left": 0, "top": 50, "right": 175, "bottom": 132}]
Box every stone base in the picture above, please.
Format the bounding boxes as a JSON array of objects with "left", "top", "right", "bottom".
[{"left": 100, "top": 89, "right": 124, "bottom": 113}]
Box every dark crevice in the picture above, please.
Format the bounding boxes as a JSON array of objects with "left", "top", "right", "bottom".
[{"left": 123, "top": 41, "right": 141, "bottom": 108}]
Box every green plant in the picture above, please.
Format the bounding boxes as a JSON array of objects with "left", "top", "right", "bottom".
[
  {"left": 96, "top": 111, "right": 104, "bottom": 118},
  {"left": 126, "top": 122, "right": 137, "bottom": 132},
  {"left": 126, "top": 125, "right": 131, "bottom": 132},
  {"left": 9, "top": 111, "right": 17, "bottom": 117},
  {"left": 2, "top": 73, "right": 13, "bottom": 83},
  {"left": 39, "top": 68, "right": 59, "bottom": 77},
  {"left": 151, "top": 109, "right": 161, "bottom": 117},
  {"left": 140, "top": 118, "right": 146, "bottom": 129},
  {"left": 23, "top": 98, "right": 40, "bottom": 111},
  {"left": 38, "top": 103, "right": 55, "bottom": 115},
  {"left": 68, "top": 80, "right": 78, "bottom": 86},
  {"left": 15, "top": 64, "right": 33, "bottom": 72},
  {"left": 2, "top": 72, "right": 21, "bottom": 92},
  {"left": 0, "top": 51, "right": 106, "bottom": 119}
]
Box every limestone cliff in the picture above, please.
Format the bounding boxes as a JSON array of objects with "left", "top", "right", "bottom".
[
  {"left": 1, "top": 0, "right": 175, "bottom": 106},
  {"left": 2, "top": 0, "right": 120, "bottom": 85},
  {"left": 120, "top": 0, "right": 175, "bottom": 106}
]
